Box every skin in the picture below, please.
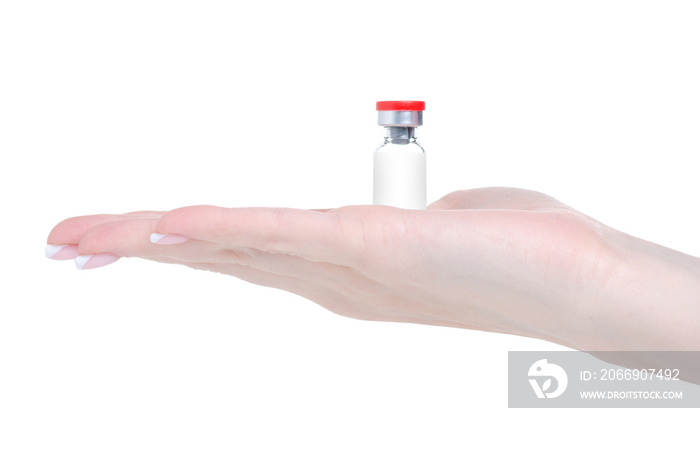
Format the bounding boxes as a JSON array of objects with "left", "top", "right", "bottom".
[{"left": 46, "top": 187, "right": 700, "bottom": 353}]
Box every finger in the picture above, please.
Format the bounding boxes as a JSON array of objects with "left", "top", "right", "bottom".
[
  {"left": 148, "top": 228, "right": 382, "bottom": 299},
  {"left": 74, "top": 215, "right": 372, "bottom": 295},
  {"left": 77, "top": 217, "right": 372, "bottom": 320},
  {"left": 47, "top": 212, "right": 164, "bottom": 245},
  {"left": 48, "top": 214, "right": 132, "bottom": 247},
  {"left": 154, "top": 242, "right": 366, "bottom": 290},
  {"left": 77, "top": 216, "right": 161, "bottom": 257},
  {"left": 429, "top": 187, "right": 565, "bottom": 211},
  {"left": 47, "top": 213, "right": 162, "bottom": 263},
  {"left": 154, "top": 206, "right": 363, "bottom": 266}
]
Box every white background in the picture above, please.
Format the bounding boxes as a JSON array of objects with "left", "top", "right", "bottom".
[{"left": 1, "top": 0, "right": 699, "bottom": 464}]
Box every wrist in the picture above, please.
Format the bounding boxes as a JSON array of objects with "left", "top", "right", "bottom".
[{"left": 573, "top": 228, "right": 700, "bottom": 351}]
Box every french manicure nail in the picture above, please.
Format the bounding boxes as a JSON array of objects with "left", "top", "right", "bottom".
[
  {"left": 45, "top": 244, "right": 80, "bottom": 260},
  {"left": 75, "top": 253, "right": 120, "bottom": 270},
  {"left": 150, "top": 233, "right": 189, "bottom": 245}
]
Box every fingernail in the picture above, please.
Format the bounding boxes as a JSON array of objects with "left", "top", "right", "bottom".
[
  {"left": 75, "top": 253, "right": 120, "bottom": 270},
  {"left": 150, "top": 233, "right": 189, "bottom": 245},
  {"left": 45, "top": 244, "right": 80, "bottom": 260}
]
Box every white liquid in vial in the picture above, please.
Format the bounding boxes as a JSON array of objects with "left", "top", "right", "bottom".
[{"left": 373, "top": 151, "right": 426, "bottom": 210}]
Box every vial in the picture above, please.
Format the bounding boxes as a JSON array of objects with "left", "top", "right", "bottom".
[{"left": 373, "top": 101, "right": 426, "bottom": 209}]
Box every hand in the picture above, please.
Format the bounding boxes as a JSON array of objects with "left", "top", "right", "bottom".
[{"left": 45, "top": 187, "right": 700, "bottom": 351}]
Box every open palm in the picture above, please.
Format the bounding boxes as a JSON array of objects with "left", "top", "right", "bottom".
[{"left": 47, "top": 188, "right": 616, "bottom": 349}]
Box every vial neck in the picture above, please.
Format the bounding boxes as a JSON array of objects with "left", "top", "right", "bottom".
[{"left": 384, "top": 127, "right": 417, "bottom": 145}]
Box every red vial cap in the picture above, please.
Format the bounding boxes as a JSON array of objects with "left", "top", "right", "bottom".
[{"left": 376, "top": 101, "right": 425, "bottom": 111}]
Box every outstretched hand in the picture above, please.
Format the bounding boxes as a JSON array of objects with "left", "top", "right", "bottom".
[{"left": 46, "top": 187, "right": 700, "bottom": 352}]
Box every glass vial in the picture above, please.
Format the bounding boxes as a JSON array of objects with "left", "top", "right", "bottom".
[{"left": 373, "top": 101, "right": 426, "bottom": 209}]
